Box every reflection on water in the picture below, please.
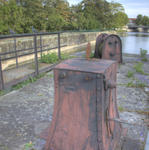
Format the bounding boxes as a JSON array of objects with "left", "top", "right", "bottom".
[{"left": 119, "top": 32, "right": 149, "bottom": 54}]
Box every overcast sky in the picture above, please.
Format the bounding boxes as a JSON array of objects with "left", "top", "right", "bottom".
[{"left": 67, "top": 0, "right": 149, "bottom": 18}]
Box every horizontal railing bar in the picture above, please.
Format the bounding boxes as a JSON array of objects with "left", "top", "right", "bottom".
[
  {"left": 0, "top": 29, "right": 103, "bottom": 40},
  {"left": 0, "top": 32, "right": 63, "bottom": 39},
  {"left": 0, "top": 45, "right": 49, "bottom": 55},
  {"left": 1, "top": 45, "right": 67, "bottom": 61}
]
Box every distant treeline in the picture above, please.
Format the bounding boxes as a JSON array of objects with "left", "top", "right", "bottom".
[
  {"left": 0, "top": 0, "right": 129, "bottom": 34},
  {"left": 136, "top": 14, "right": 149, "bottom": 26}
]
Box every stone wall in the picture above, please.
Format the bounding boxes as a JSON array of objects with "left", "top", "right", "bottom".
[{"left": 0, "top": 31, "right": 115, "bottom": 70}]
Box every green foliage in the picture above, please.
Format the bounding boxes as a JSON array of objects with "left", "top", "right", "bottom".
[
  {"left": 136, "top": 14, "right": 149, "bottom": 26},
  {"left": 133, "top": 62, "right": 145, "bottom": 74},
  {"left": 40, "top": 52, "right": 74, "bottom": 64},
  {"left": 0, "top": 0, "right": 128, "bottom": 34},
  {"left": 118, "top": 106, "right": 124, "bottom": 112},
  {"left": 0, "top": 90, "right": 6, "bottom": 96},
  {"left": 127, "top": 71, "right": 134, "bottom": 78},
  {"left": 135, "top": 81, "right": 146, "bottom": 88},
  {"left": 61, "top": 53, "right": 73, "bottom": 60},
  {"left": 40, "top": 53, "right": 58, "bottom": 64},
  {"left": 90, "top": 51, "right": 94, "bottom": 58},
  {"left": 126, "top": 80, "right": 146, "bottom": 88},
  {"left": 126, "top": 81, "right": 135, "bottom": 87},
  {"left": 140, "top": 48, "right": 148, "bottom": 58},
  {"left": 23, "top": 141, "right": 34, "bottom": 150},
  {"left": 140, "top": 48, "right": 148, "bottom": 62},
  {"left": 12, "top": 73, "right": 45, "bottom": 90},
  {"left": 141, "top": 57, "right": 148, "bottom": 62},
  {"left": 113, "top": 11, "right": 129, "bottom": 29}
]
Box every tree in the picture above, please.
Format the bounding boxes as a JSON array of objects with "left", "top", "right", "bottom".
[
  {"left": 0, "top": 0, "right": 129, "bottom": 34},
  {"left": 113, "top": 12, "right": 128, "bottom": 28},
  {"left": 136, "top": 14, "right": 143, "bottom": 25},
  {"left": 0, "top": 0, "right": 25, "bottom": 34},
  {"left": 136, "top": 14, "right": 149, "bottom": 26},
  {"left": 142, "top": 16, "right": 149, "bottom": 26}
]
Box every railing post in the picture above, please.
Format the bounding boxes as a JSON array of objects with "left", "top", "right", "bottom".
[
  {"left": 0, "top": 57, "right": 4, "bottom": 90},
  {"left": 34, "top": 34, "right": 39, "bottom": 76},
  {"left": 14, "top": 37, "right": 18, "bottom": 68},
  {"left": 58, "top": 32, "right": 61, "bottom": 60},
  {"left": 40, "top": 35, "right": 43, "bottom": 57}
]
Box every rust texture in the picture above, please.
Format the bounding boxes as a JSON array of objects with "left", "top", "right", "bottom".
[
  {"left": 86, "top": 42, "right": 91, "bottom": 60},
  {"left": 45, "top": 58, "right": 122, "bottom": 150},
  {"left": 94, "top": 33, "right": 122, "bottom": 63}
]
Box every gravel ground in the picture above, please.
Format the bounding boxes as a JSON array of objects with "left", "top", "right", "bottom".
[{"left": 0, "top": 54, "right": 149, "bottom": 150}]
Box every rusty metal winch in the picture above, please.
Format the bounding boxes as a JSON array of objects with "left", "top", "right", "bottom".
[
  {"left": 45, "top": 58, "right": 122, "bottom": 150},
  {"left": 94, "top": 33, "right": 122, "bottom": 63}
]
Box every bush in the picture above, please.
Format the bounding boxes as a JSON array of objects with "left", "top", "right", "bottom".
[
  {"left": 127, "top": 71, "right": 134, "bottom": 78},
  {"left": 40, "top": 53, "right": 58, "bottom": 64},
  {"left": 140, "top": 48, "right": 148, "bottom": 62},
  {"left": 133, "top": 62, "right": 144, "bottom": 74}
]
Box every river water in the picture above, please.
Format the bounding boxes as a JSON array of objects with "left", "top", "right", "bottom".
[{"left": 120, "top": 32, "right": 149, "bottom": 54}]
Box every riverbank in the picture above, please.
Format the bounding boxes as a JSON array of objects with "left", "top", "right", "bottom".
[{"left": 0, "top": 53, "right": 148, "bottom": 150}]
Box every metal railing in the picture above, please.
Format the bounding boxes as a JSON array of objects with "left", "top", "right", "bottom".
[
  {"left": 0, "top": 30, "right": 103, "bottom": 90},
  {"left": 0, "top": 32, "right": 64, "bottom": 90}
]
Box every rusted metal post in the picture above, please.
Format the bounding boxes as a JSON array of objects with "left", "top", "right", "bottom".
[
  {"left": 45, "top": 58, "right": 122, "bottom": 150},
  {"left": 40, "top": 35, "right": 43, "bottom": 57},
  {"left": 86, "top": 42, "right": 91, "bottom": 60},
  {"left": 14, "top": 37, "right": 18, "bottom": 68},
  {"left": 58, "top": 32, "right": 61, "bottom": 60},
  {"left": 94, "top": 34, "right": 122, "bottom": 63},
  {"left": 34, "top": 34, "right": 39, "bottom": 76},
  {"left": 0, "top": 57, "right": 4, "bottom": 90}
]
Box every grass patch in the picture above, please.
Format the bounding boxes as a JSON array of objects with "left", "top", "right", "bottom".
[
  {"left": 40, "top": 53, "right": 58, "bottom": 64},
  {"left": 12, "top": 73, "right": 45, "bottom": 90},
  {"left": 126, "top": 80, "right": 146, "bottom": 88},
  {"left": 46, "top": 73, "right": 54, "bottom": 78},
  {"left": 0, "top": 90, "right": 7, "bottom": 96},
  {"left": 127, "top": 71, "right": 134, "bottom": 78},
  {"left": 134, "top": 62, "right": 149, "bottom": 75},
  {"left": 134, "top": 62, "right": 145, "bottom": 74},
  {"left": 140, "top": 48, "right": 148, "bottom": 58},
  {"left": 90, "top": 51, "right": 94, "bottom": 58},
  {"left": 141, "top": 57, "right": 148, "bottom": 62},
  {"left": 118, "top": 106, "right": 124, "bottom": 112},
  {"left": 23, "top": 141, "right": 34, "bottom": 150},
  {"left": 140, "top": 48, "right": 148, "bottom": 62},
  {"left": 40, "top": 52, "right": 75, "bottom": 64}
]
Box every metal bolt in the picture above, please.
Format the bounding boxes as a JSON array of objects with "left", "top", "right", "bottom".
[
  {"left": 97, "top": 87, "right": 101, "bottom": 91},
  {"left": 97, "top": 74, "right": 101, "bottom": 78},
  {"left": 60, "top": 72, "right": 66, "bottom": 79},
  {"left": 85, "top": 76, "right": 92, "bottom": 81}
]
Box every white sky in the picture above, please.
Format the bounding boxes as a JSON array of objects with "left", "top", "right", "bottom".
[{"left": 67, "top": 0, "right": 149, "bottom": 18}]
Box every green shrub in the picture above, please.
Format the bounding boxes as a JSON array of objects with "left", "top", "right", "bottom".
[
  {"left": 140, "top": 48, "right": 147, "bottom": 58},
  {"left": 40, "top": 52, "right": 74, "bottom": 64},
  {"left": 40, "top": 53, "right": 58, "bottom": 64},
  {"left": 118, "top": 106, "right": 124, "bottom": 112},
  {"left": 134, "top": 62, "right": 145, "bottom": 74},
  {"left": 126, "top": 81, "right": 135, "bottom": 87},
  {"left": 140, "top": 48, "right": 148, "bottom": 62},
  {"left": 127, "top": 71, "right": 134, "bottom": 78},
  {"left": 12, "top": 74, "right": 45, "bottom": 90},
  {"left": 141, "top": 57, "right": 148, "bottom": 62},
  {"left": 126, "top": 80, "right": 146, "bottom": 88},
  {"left": 61, "top": 53, "right": 71, "bottom": 60}
]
